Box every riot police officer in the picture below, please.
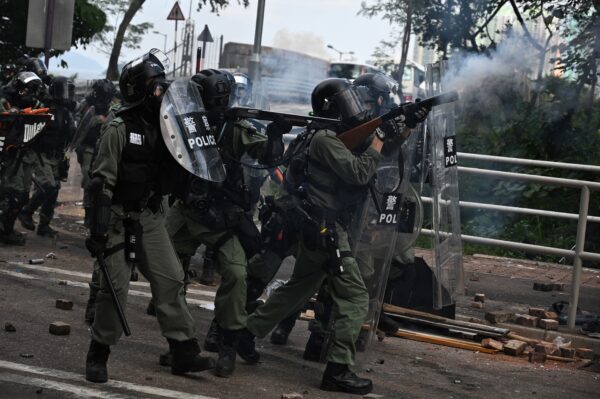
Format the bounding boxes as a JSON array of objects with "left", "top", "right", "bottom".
[
  {"left": 73, "top": 79, "right": 116, "bottom": 227},
  {"left": 166, "top": 68, "right": 287, "bottom": 377},
  {"left": 244, "top": 78, "right": 430, "bottom": 395},
  {"left": 18, "top": 77, "right": 75, "bottom": 236},
  {"left": 0, "top": 71, "right": 45, "bottom": 245},
  {"left": 84, "top": 50, "right": 214, "bottom": 383}
]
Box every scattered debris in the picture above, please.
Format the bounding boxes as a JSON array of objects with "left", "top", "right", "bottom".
[
  {"left": 376, "top": 359, "right": 385, "bottom": 365},
  {"left": 485, "top": 311, "right": 513, "bottom": 324},
  {"left": 538, "top": 319, "right": 558, "bottom": 330},
  {"left": 35, "top": 388, "right": 43, "bottom": 394},
  {"left": 560, "top": 347, "right": 576, "bottom": 359},
  {"left": 528, "top": 308, "right": 546, "bottom": 318},
  {"left": 515, "top": 314, "right": 538, "bottom": 327},
  {"left": 4, "top": 322, "right": 16, "bottom": 332},
  {"left": 533, "top": 282, "right": 557, "bottom": 292},
  {"left": 528, "top": 351, "right": 547, "bottom": 364},
  {"left": 59, "top": 245, "right": 69, "bottom": 250},
  {"left": 469, "top": 274, "right": 480, "bottom": 282},
  {"left": 474, "top": 293, "right": 485, "bottom": 303},
  {"left": 55, "top": 299, "right": 73, "bottom": 310},
  {"left": 45, "top": 252, "right": 57, "bottom": 259},
  {"left": 481, "top": 338, "right": 504, "bottom": 351},
  {"left": 534, "top": 342, "right": 560, "bottom": 356},
  {"left": 29, "top": 259, "right": 44, "bottom": 265},
  {"left": 20, "top": 353, "right": 34, "bottom": 358},
  {"left": 49, "top": 322, "right": 70, "bottom": 335},
  {"left": 453, "top": 379, "right": 461, "bottom": 384},
  {"left": 470, "top": 301, "right": 484, "bottom": 309},
  {"left": 553, "top": 283, "right": 566, "bottom": 291},
  {"left": 281, "top": 393, "right": 303, "bottom": 399},
  {"left": 58, "top": 280, "right": 68, "bottom": 286},
  {"left": 503, "top": 340, "right": 528, "bottom": 356},
  {"left": 364, "top": 394, "right": 384, "bottom": 399},
  {"left": 576, "top": 348, "right": 595, "bottom": 360}
]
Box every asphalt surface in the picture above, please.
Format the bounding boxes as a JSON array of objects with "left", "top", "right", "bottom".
[{"left": 1, "top": 213, "right": 599, "bottom": 399}]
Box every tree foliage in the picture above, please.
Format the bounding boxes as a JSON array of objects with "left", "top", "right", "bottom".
[
  {"left": 92, "top": 0, "right": 153, "bottom": 57},
  {"left": 196, "top": 0, "right": 250, "bottom": 14},
  {"left": 0, "top": 0, "right": 106, "bottom": 65}
]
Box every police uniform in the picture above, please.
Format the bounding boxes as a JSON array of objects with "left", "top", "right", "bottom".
[
  {"left": 167, "top": 119, "right": 265, "bottom": 332},
  {"left": 20, "top": 103, "right": 74, "bottom": 234},
  {"left": 89, "top": 111, "right": 197, "bottom": 345},
  {"left": 246, "top": 128, "right": 382, "bottom": 367}
]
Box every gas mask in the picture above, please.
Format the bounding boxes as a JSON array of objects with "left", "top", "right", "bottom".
[{"left": 145, "top": 78, "right": 170, "bottom": 114}]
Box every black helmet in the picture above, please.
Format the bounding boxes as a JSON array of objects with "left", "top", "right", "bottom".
[
  {"left": 353, "top": 73, "right": 399, "bottom": 115},
  {"left": 119, "top": 49, "right": 168, "bottom": 106},
  {"left": 311, "top": 78, "right": 369, "bottom": 124},
  {"left": 18, "top": 56, "right": 48, "bottom": 80},
  {"left": 15, "top": 71, "right": 43, "bottom": 95},
  {"left": 192, "top": 69, "right": 233, "bottom": 110},
  {"left": 50, "top": 76, "right": 75, "bottom": 102},
  {"left": 90, "top": 79, "right": 116, "bottom": 104}
]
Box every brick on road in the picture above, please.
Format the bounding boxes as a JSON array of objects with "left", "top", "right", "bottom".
[
  {"left": 560, "top": 347, "right": 576, "bottom": 358},
  {"left": 515, "top": 314, "right": 539, "bottom": 327},
  {"left": 55, "top": 299, "right": 73, "bottom": 310},
  {"left": 481, "top": 338, "right": 504, "bottom": 351},
  {"left": 529, "top": 351, "right": 547, "bottom": 363},
  {"left": 538, "top": 319, "right": 558, "bottom": 330},
  {"left": 485, "top": 311, "right": 513, "bottom": 324},
  {"left": 49, "top": 322, "right": 71, "bottom": 335},
  {"left": 533, "top": 282, "right": 555, "bottom": 291},
  {"left": 576, "top": 348, "right": 595, "bottom": 359},
  {"left": 503, "top": 340, "right": 528, "bottom": 356},
  {"left": 528, "top": 307, "right": 546, "bottom": 318}
]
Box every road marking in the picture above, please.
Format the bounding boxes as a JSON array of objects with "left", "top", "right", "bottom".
[
  {"left": 0, "top": 361, "right": 219, "bottom": 399},
  {"left": 0, "top": 268, "right": 215, "bottom": 309},
  {"left": 6, "top": 261, "right": 217, "bottom": 298},
  {"left": 0, "top": 372, "right": 137, "bottom": 399}
]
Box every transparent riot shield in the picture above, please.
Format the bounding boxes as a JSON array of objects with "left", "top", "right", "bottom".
[
  {"left": 419, "top": 61, "right": 464, "bottom": 310},
  {"left": 160, "top": 77, "right": 226, "bottom": 182},
  {"left": 69, "top": 105, "right": 95, "bottom": 151},
  {"left": 346, "top": 130, "right": 424, "bottom": 363}
]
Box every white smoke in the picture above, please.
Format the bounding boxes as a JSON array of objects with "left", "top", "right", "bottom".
[
  {"left": 443, "top": 34, "right": 538, "bottom": 97},
  {"left": 271, "top": 29, "right": 330, "bottom": 60}
]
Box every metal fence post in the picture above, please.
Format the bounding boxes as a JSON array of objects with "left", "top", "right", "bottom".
[{"left": 567, "top": 186, "right": 590, "bottom": 329}]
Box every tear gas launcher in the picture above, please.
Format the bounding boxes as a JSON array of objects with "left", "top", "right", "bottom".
[{"left": 338, "top": 91, "right": 459, "bottom": 151}]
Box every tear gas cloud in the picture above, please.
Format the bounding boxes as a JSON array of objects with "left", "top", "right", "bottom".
[{"left": 259, "top": 30, "right": 329, "bottom": 107}]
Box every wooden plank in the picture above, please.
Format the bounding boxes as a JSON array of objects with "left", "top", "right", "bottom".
[
  {"left": 383, "top": 303, "right": 509, "bottom": 335},
  {"left": 392, "top": 328, "right": 498, "bottom": 354}
]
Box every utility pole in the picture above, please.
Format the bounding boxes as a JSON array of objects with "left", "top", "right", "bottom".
[{"left": 248, "top": 0, "right": 266, "bottom": 83}]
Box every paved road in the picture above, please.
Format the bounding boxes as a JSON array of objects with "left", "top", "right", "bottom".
[{"left": 1, "top": 217, "right": 599, "bottom": 398}]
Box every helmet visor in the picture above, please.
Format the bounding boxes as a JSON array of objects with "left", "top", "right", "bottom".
[
  {"left": 335, "top": 85, "right": 370, "bottom": 123},
  {"left": 160, "top": 77, "right": 226, "bottom": 182}
]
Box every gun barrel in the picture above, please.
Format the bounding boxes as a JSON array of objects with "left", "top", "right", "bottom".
[
  {"left": 426, "top": 90, "right": 459, "bottom": 106},
  {"left": 226, "top": 107, "right": 339, "bottom": 126}
]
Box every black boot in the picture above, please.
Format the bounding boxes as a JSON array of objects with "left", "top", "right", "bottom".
[
  {"left": 159, "top": 350, "right": 173, "bottom": 367},
  {"left": 270, "top": 312, "right": 298, "bottom": 345},
  {"left": 378, "top": 313, "right": 400, "bottom": 335},
  {"left": 169, "top": 338, "right": 214, "bottom": 376},
  {"left": 303, "top": 331, "right": 325, "bottom": 362},
  {"left": 85, "top": 283, "right": 99, "bottom": 324},
  {"left": 18, "top": 211, "right": 35, "bottom": 231},
  {"left": 203, "top": 319, "right": 220, "bottom": 353},
  {"left": 37, "top": 223, "right": 58, "bottom": 237},
  {"left": 146, "top": 300, "right": 156, "bottom": 316},
  {"left": 237, "top": 328, "right": 260, "bottom": 364},
  {"left": 321, "top": 362, "right": 373, "bottom": 395},
  {"left": 215, "top": 328, "right": 238, "bottom": 378},
  {"left": 85, "top": 340, "right": 110, "bottom": 383},
  {"left": 0, "top": 229, "right": 26, "bottom": 246}
]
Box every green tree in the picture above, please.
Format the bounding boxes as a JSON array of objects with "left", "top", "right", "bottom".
[{"left": 0, "top": 0, "right": 106, "bottom": 65}]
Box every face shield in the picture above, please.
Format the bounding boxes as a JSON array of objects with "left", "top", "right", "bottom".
[
  {"left": 51, "top": 79, "right": 70, "bottom": 101},
  {"left": 333, "top": 85, "right": 370, "bottom": 125},
  {"left": 160, "top": 77, "right": 226, "bottom": 182}
]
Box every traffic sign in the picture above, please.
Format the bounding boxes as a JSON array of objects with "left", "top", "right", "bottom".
[
  {"left": 197, "top": 25, "right": 214, "bottom": 43},
  {"left": 167, "top": 1, "right": 185, "bottom": 21}
]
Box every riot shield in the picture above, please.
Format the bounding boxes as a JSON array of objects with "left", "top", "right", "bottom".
[
  {"left": 418, "top": 61, "right": 464, "bottom": 310},
  {"left": 160, "top": 77, "right": 226, "bottom": 182},
  {"left": 0, "top": 113, "right": 52, "bottom": 162},
  {"left": 68, "top": 105, "right": 95, "bottom": 151}
]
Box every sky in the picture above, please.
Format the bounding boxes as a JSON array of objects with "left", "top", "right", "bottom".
[{"left": 49, "top": 0, "right": 397, "bottom": 79}]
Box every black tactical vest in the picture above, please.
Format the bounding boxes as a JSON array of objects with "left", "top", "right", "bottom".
[
  {"left": 112, "top": 111, "right": 161, "bottom": 204},
  {"left": 33, "top": 106, "right": 72, "bottom": 155}
]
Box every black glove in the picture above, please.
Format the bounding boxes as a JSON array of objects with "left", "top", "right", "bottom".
[
  {"left": 86, "top": 234, "right": 107, "bottom": 257},
  {"left": 262, "top": 116, "right": 291, "bottom": 164},
  {"left": 402, "top": 100, "right": 432, "bottom": 129}
]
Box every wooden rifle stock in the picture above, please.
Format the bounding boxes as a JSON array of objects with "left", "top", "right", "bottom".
[{"left": 338, "top": 90, "right": 459, "bottom": 151}]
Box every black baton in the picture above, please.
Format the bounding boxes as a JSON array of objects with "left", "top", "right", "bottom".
[{"left": 97, "top": 252, "right": 131, "bottom": 336}]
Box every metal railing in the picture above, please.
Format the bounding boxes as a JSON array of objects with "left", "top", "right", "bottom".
[{"left": 421, "top": 152, "right": 600, "bottom": 329}]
